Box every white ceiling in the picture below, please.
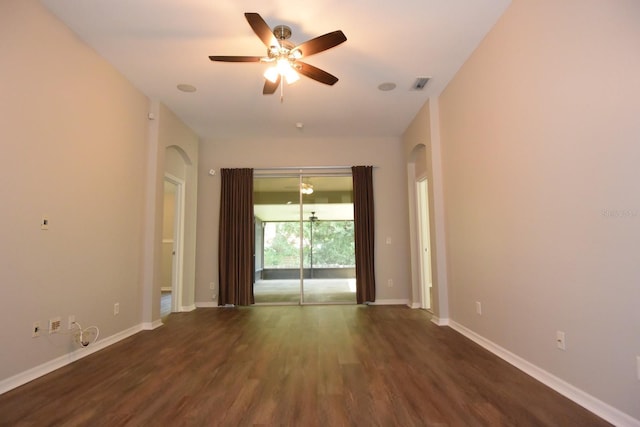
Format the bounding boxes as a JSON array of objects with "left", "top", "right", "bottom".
[{"left": 40, "top": 0, "right": 510, "bottom": 140}]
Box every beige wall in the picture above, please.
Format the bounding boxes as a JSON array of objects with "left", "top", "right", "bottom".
[
  {"left": 403, "top": 101, "right": 450, "bottom": 321},
  {"left": 144, "top": 103, "right": 199, "bottom": 317},
  {"left": 196, "top": 137, "right": 411, "bottom": 304},
  {"left": 0, "top": 1, "right": 150, "bottom": 380},
  {"left": 403, "top": 103, "right": 432, "bottom": 307},
  {"left": 439, "top": 0, "right": 640, "bottom": 419}
]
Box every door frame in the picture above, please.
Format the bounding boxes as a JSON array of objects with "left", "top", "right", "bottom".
[
  {"left": 164, "top": 173, "right": 185, "bottom": 312},
  {"left": 416, "top": 176, "right": 433, "bottom": 311},
  {"left": 253, "top": 171, "right": 356, "bottom": 305}
]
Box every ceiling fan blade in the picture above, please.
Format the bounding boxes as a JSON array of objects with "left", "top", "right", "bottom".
[
  {"left": 245, "top": 12, "right": 279, "bottom": 48},
  {"left": 209, "top": 55, "right": 262, "bottom": 62},
  {"left": 263, "top": 75, "right": 281, "bottom": 94},
  {"left": 294, "top": 30, "right": 347, "bottom": 58},
  {"left": 295, "top": 62, "right": 339, "bottom": 85}
]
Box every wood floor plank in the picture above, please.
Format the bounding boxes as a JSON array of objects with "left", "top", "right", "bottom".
[{"left": 0, "top": 305, "right": 611, "bottom": 426}]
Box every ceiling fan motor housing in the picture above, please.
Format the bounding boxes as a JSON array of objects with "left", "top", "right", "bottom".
[{"left": 273, "top": 25, "right": 292, "bottom": 40}]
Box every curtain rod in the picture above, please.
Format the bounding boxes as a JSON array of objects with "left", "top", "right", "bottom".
[{"left": 253, "top": 166, "right": 377, "bottom": 171}]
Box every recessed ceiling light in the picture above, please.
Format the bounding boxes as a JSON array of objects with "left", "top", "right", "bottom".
[
  {"left": 177, "top": 84, "right": 197, "bottom": 93},
  {"left": 377, "top": 82, "right": 396, "bottom": 91}
]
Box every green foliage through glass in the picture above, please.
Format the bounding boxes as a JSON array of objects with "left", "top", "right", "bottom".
[{"left": 263, "top": 221, "right": 355, "bottom": 268}]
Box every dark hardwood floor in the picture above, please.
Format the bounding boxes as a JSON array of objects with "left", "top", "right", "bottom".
[{"left": 0, "top": 306, "right": 609, "bottom": 426}]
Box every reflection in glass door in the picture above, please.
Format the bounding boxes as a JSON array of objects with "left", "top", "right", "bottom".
[
  {"left": 300, "top": 175, "right": 356, "bottom": 303},
  {"left": 253, "top": 173, "right": 356, "bottom": 304}
]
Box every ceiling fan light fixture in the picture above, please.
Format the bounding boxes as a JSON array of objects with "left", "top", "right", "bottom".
[
  {"left": 277, "top": 59, "right": 299, "bottom": 84},
  {"left": 264, "top": 67, "right": 280, "bottom": 83},
  {"left": 300, "top": 183, "right": 314, "bottom": 195},
  {"left": 284, "top": 68, "right": 300, "bottom": 84}
]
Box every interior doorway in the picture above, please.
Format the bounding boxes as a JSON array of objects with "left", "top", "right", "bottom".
[
  {"left": 417, "top": 178, "right": 433, "bottom": 311},
  {"left": 253, "top": 173, "right": 356, "bottom": 305},
  {"left": 161, "top": 174, "right": 185, "bottom": 315}
]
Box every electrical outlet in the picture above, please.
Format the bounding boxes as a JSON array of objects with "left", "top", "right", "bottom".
[
  {"left": 49, "top": 317, "right": 61, "bottom": 334},
  {"left": 212, "top": 294, "right": 216, "bottom": 300},
  {"left": 41, "top": 215, "right": 49, "bottom": 230},
  {"left": 636, "top": 356, "right": 640, "bottom": 381},
  {"left": 32, "top": 321, "right": 41, "bottom": 338},
  {"left": 556, "top": 331, "right": 566, "bottom": 350},
  {"left": 209, "top": 282, "right": 215, "bottom": 290},
  {"left": 114, "top": 303, "right": 120, "bottom": 315},
  {"left": 476, "top": 301, "right": 482, "bottom": 315},
  {"left": 387, "top": 279, "right": 394, "bottom": 287},
  {"left": 68, "top": 315, "right": 75, "bottom": 330}
]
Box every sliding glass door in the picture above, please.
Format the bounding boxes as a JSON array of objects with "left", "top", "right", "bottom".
[
  {"left": 253, "top": 172, "right": 355, "bottom": 304},
  {"left": 300, "top": 175, "right": 355, "bottom": 303}
]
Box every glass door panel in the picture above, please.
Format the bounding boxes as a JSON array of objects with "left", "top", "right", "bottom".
[
  {"left": 253, "top": 176, "right": 301, "bottom": 304},
  {"left": 301, "top": 175, "right": 356, "bottom": 304},
  {"left": 254, "top": 173, "right": 356, "bottom": 305}
]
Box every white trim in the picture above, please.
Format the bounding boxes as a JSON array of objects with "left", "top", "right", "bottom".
[
  {"left": 448, "top": 321, "right": 640, "bottom": 427},
  {"left": 0, "top": 324, "right": 143, "bottom": 396},
  {"left": 181, "top": 304, "right": 196, "bottom": 312},
  {"left": 370, "top": 299, "right": 410, "bottom": 306},
  {"left": 410, "top": 302, "right": 422, "bottom": 309},
  {"left": 141, "top": 320, "right": 164, "bottom": 330},
  {"left": 431, "top": 316, "right": 449, "bottom": 326},
  {"left": 160, "top": 286, "right": 172, "bottom": 292},
  {"left": 406, "top": 163, "right": 421, "bottom": 310},
  {"left": 164, "top": 173, "right": 185, "bottom": 315}
]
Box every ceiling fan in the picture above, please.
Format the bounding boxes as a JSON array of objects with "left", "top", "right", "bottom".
[{"left": 209, "top": 13, "right": 347, "bottom": 95}]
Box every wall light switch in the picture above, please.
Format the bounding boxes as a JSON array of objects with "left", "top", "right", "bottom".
[
  {"left": 32, "top": 321, "right": 41, "bottom": 338},
  {"left": 41, "top": 215, "right": 49, "bottom": 230}
]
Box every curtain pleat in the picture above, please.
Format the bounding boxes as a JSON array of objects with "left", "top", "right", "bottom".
[
  {"left": 218, "top": 168, "right": 254, "bottom": 306},
  {"left": 352, "top": 166, "right": 376, "bottom": 304}
]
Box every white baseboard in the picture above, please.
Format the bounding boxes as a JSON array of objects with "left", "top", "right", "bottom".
[
  {"left": 409, "top": 302, "right": 422, "bottom": 309},
  {"left": 195, "top": 301, "right": 219, "bottom": 308},
  {"left": 141, "top": 319, "right": 163, "bottom": 330},
  {"left": 196, "top": 300, "right": 414, "bottom": 308},
  {"left": 181, "top": 304, "right": 196, "bottom": 312},
  {"left": 430, "top": 316, "right": 449, "bottom": 326},
  {"left": 160, "top": 287, "right": 172, "bottom": 292},
  {"left": 448, "top": 320, "right": 640, "bottom": 427},
  {"left": 370, "top": 299, "right": 410, "bottom": 306},
  {"left": 0, "top": 324, "right": 143, "bottom": 396}
]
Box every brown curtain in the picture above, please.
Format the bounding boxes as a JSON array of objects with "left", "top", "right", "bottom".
[
  {"left": 352, "top": 166, "right": 376, "bottom": 304},
  {"left": 218, "top": 168, "right": 254, "bottom": 306}
]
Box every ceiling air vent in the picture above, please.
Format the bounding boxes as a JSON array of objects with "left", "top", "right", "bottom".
[{"left": 411, "top": 77, "right": 430, "bottom": 91}]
